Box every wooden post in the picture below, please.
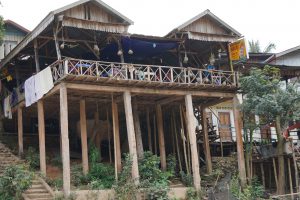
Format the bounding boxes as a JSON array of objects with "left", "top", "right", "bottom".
[
  {"left": 156, "top": 104, "right": 167, "bottom": 171},
  {"left": 34, "top": 39, "right": 40, "bottom": 72},
  {"left": 123, "top": 91, "right": 139, "bottom": 183},
  {"left": 201, "top": 108, "right": 212, "bottom": 174},
  {"left": 80, "top": 99, "right": 89, "bottom": 175},
  {"left": 172, "top": 110, "right": 182, "bottom": 172},
  {"left": 291, "top": 142, "right": 299, "bottom": 192},
  {"left": 185, "top": 94, "right": 201, "bottom": 190},
  {"left": 273, "top": 158, "right": 279, "bottom": 189},
  {"left": 288, "top": 158, "right": 294, "bottom": 199},
  {"left": 147, "top": 108, "right": 152, "bottom": 152},
  {"left": 260, "top": 163, "right": 265, "bottom": 188},
  {"left": 232, "top": 96, "right": 247, "bottom": 188},
  {"left": 133, "top": 103, "right": 144, "bottom": 159},
  {"left": 38, "top": 100, "right": 46, "bottom": 175},
  {"left": 17, "top": 107, "right": 23, "bottom": 156},
  {"left": 53, "top": 24, "right": 62, "bottom": 60},
  {"left": 60, "top": 84, "right": 70, "bottom": 197},
  {"left": 107, "top": 108, "right": 112, "bottom": 163},
  {"left": 153, "top": 114, "right": 157, "bottom": 155},
  {"left": 112, "top": 100, "right": 122, "bottom": 176}
]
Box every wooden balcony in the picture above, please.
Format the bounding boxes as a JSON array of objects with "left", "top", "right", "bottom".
[{"left": 51, "top": 58, "right": 238, "bottom": 91}]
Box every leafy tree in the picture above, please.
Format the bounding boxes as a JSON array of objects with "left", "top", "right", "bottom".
[
  {"left": 248, "top": 40, "right": 276, "bottom": 53},
  {"left": 239, "top": 66, "right": 300, "bottom": 194}
]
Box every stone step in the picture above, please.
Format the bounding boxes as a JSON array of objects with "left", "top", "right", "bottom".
[{"left": 30, "top": 184, "right": 45, "bottom": 189}]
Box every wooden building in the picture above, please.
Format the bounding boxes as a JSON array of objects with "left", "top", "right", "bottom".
[
  {"left": 0, "top": 0, "right": 246, "bottom": 196},
  {"left": 0, "top": 20, "right": 29, "bottom": 60}
]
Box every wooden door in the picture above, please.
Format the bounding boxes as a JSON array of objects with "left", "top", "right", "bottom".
[{"left": 218, "top": 112, "right": 232, "bottom": 141}]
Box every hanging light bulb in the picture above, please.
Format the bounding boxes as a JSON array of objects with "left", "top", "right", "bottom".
[
  {"left": 60, "top": 42, "right": 65, "bottom": 49},
  {"left": 117, "top": 49, "right": 123, "bottom": 56},
  {"left": 183, "top": 52, "right": 189, "bottom": 64},
  {"left": 128, "top": 49, "right": 133, "bottom": 55},
  {"left": 93, "top": 44, "right": 100, "bottom": 52}
]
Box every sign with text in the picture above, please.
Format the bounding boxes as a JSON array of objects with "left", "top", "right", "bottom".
[{"left": 229, "top": 39, "right": 248, "bottom": 61}]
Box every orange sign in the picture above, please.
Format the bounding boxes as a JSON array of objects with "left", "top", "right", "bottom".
[{"left": 229, "top": 39, "right": 248, "bottom": 61}]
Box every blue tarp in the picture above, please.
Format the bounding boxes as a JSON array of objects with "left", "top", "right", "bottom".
[{"left": 100, "top": 36, "right": 179, "bottom": 63}]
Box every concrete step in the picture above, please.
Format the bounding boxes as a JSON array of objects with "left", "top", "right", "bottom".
[
  {"left": 26, "top": 193, "right": 53, "bottom": 199},
  {"left": 25, "top": 188, "right": 48, "bottom": 194}
]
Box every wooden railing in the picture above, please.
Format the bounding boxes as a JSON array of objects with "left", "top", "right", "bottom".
[{"left": 50, "top": 57, "right": 238, "bottom": 87}]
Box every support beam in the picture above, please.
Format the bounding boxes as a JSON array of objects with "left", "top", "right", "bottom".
[
  {"left": 34, "top": 39, "right": 40, "bottom": 72},
  {"left": 17, "top": 107, "right": 23, "bottom": 156},
  {"left": 133, "top": 103, "right": 144, "bottom": 159},
  {"left": 185, "top": 94, "right": 201, "bottom": 190},
  {"left": 60, "top": 84, "right": 70, "bottom": 196},
  {"left": 201, "top": 108, "right": 212, "bottom": 174},
  {"left": 112, "top": 100, "right": 122, "bottom": 175},
  {"left": 38, "top": 100, "right": 46, "bottom": 175},
  {"left": 232, "top": 95, "right": 247, "bottom": 188},
  {"left": 146, "top": 108, "right": 152, "bottom": 152},
  {"left": 80, "top": 100, "right": 89, "bottom": 175},
  {"left": 66, "top": 83, "right": 235, "bottom": 98},
  {"left": 156, "top": 104, "right": 167, "bottom": 171},
  {"left": 123, "top": 91, "right": 139, "bottom": 183}
]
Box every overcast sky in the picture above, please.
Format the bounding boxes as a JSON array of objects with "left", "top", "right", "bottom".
[{"left": 1, "top": 0, "right": 299, "bottom": 52}]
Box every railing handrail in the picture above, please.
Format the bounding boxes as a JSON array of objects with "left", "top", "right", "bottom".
[{"left": 61, "top": 57, "right": 235, "bottom": 74}]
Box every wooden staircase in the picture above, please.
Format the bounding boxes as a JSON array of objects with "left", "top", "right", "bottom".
[{"left": 22, "top": 178, "right": 54, "bottom": 200}]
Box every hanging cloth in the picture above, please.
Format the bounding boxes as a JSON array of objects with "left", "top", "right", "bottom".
[
  {"left": 25, "top": 75, "right": 36, "bottom": 107},
  {"left": 4, "top": 95, "right": 12, "bottom": 119},
  {"left": 35, "top": 67, "right": 54, "bottom": 100}
]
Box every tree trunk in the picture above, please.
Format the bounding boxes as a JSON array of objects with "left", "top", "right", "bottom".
[{"left": 275, "top": 116, "right": 285, "bottom": 195}]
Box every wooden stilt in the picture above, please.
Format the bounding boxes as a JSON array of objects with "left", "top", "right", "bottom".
[
  {"left": 182, "top": 107, "right": 192, "bottom": 174},
  {"left": 112, "top": 100, "right": 122, "bottom": 176},
  {"left": 153, "top": 114, "right": 157, "bottom": 155},
  {"left": 260, "top": 163, "right": 265, "bottom": 188},
  {"left": 38, "top": 100, "right": 46, "bottom": 176},
  {"left": 107, "top": 108, "right": 112, "bottom": 163},
  {"left": 288, "top": 158, "right": 294, "bottom": 199},
  {"left": 123, "top": 91, "right": 139, "bottom": 183},
  {"left": 17, "top": 106, "right": 23, "bottom": 156},
  {"left": 172, "top": 110, "right": 182, "bottom": 172},
  {"left": 147, "top": 108, "right": 152, "bottom": 152},
  {"left": 171, "top": 115, "right": 176, "bottom": 156},
  {"left": 133, "top": 103, "right": 144, "bottom": 159},
  {"left": 156, "top": 104, "right": 167, "bottom": 171},
  {"left": 60, "top": 85, "right": 70, "bottom": 197},
  {"left": 80, "top": 99, "right": 89, "bottom": 175},
  {"left": 273, "top": 158, "right": 279, "bottom": 190},
  {"left": 180, "top": 105, "right": 190, "bottom": 174},
  {"left": 94, "top": 111, "right": 101, "bottom": 158},
  {"left": 201, "top": 108, "right": 212, "bottom": 174},
  {"left": 232, "top": 96, "right": 247, "bottom": 188},
  {"left": 185, "top": 94, "right": 201, "bottom": 190}
]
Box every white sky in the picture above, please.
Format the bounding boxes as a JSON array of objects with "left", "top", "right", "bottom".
[{"left": 1, "top": 0, "right": 299, "bottom": 52}]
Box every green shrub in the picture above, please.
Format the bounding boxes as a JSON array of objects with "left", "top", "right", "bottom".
[
  {"left": 0, "top": 165, "right": 34, "bottom": 200},
  {"left": 25, "top": 147, "right": 40, "bottom": 170},
  {"left": 230, "top": 175, "right": 264, "bottom": 200},
  {"left": 185, "top": 187, "right": 205, "bottom": 200},
  {"left": 179, "top": 171, "right": 193, "bottom": 187},
  {"left": 51, "top": 154, "right": 62, "bottom": 167},
  {"left": 113, "top": 154, "right": 138, "bottom": 200}
]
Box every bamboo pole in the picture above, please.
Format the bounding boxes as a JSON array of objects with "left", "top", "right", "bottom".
[
  {"left": 172, "top": 110, "right": 182, "bottom": 172},
  {"left": 260, "top": 163, "right": 265, "bottom": 188},
  {"left": 291, "top": 142, "right": 299, "bottom": 192},
  {"left": 146, "top": 108, "right": 152, "bottom": 152},
  {"left": 153, "top": 114, "right": 157, "bottom": 155},
  {"left": 288, "top": 158, "right": 294, "bottom": 200},
  {"left": 182, "top": 107, "right": 192, "bottom": 174},
  {"left": 156, "top": 104, "right": 167, "bottom": 171},
  {"left": 180, "top": 105, "right": 190, "bottom": 174},
  {"left": 107, "top": 108, "right": 112, "bottom": 163},
  {"left": 201, "top": 108, "right": 212, "bottom": 174},
  {"left": 17, "top": 107, "right": 23, "bottom": 157},
  {"left": 38, "top": 100, "right": 46, "bottom": 176},
  {"left": 273, "top": 158, "right": 279, "bottom": 190},
  {"left": 171, "top": 116, "right": 176, "bottom": 155},
  {"left": 80, "top": 99, "right": 89, "bottom": 175},
  {"left": 112, "top": 98, "right": 122, "bottom": 179}
]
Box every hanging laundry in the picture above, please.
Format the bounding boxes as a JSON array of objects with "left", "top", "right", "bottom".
[
  {"left": 25, "top": 67, "right": 54, "bottom": 107},
  {"left": 25, "top": 75, "right": 36, "bottom": 107},
  {"left": 4, "top": 95, "right": 12, "bottom": 119},
  {"left": 35, "top": 67, "right": 54, "bottom": 100}
]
